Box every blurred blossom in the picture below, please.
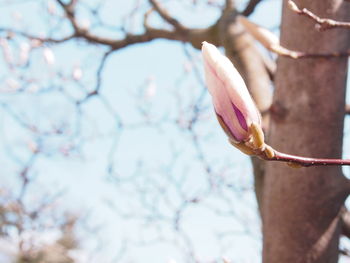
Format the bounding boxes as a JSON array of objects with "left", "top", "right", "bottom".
[
  {"left": 19, "top": 42, "right": 30, "bottom": 65},
  {"left": 47, "top": 1, "right": 56, "bottom": 15},
  {"left": 183, "top": 61, "right": 192, "bottom": 73},
  {"left": 72, "top": 65, "right": 83, "bottom": 80},
  {"left": 27, "top": 83, "right": 40, "bottom": 93},
  {"left": 0, "top": 38, "right": 13, "bottom": 65},
  {"left": 43, "top": 47, "right": 55, "bottom": 65},
  {"left": 27, "top": 140, "right": 39, "bottom": 153},
  {"left": 12, "top": 11, "right": 22, "bottom": 22},
  {"left": 6, "top": 78, "right": 20, "bottom": 91},
  {"left": 79, "top": 18, "right": 91, "bottom": 31},
  {"left": 144, "top": 76, "right": 157, "bottom": 99}
]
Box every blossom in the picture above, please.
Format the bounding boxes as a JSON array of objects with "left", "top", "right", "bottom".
[{"left": 201, "top": 41, "right": 261, "bottom": 143}]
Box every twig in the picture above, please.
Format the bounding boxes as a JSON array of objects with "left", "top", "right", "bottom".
[
  {"left": 238, "top": 143, "right": 350, "bottom": 168},
  {"left": 288, "top": 0, "right": 350, "bottom": 31},
  {"left": 267, "top": 150, "right": 350, "bottom": 167},
  {"left": 238, "top": 15, "right": 350, "bottom": 59},
  {"left": 273, "top": 46, "right": 350, "bottom": 58},
  {"left": 148, "top": 0, "right": 187, "bottom": 31},
  {"left": 233, "top": 124, "right": 350, "bottom": 168}
]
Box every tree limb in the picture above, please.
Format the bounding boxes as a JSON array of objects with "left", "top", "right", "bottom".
[
  {"left": 242, "top": 0, "right": 264, "bottom": 16},
  {"left": 288, "top": 0, "right": 350, "bottom": 31},
  {"left": 148, "top": 0, "right": 187, "bottom": 31}
]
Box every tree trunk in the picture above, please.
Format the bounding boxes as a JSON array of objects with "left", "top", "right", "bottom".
[{"left": 263, "top": 1, "right": 350, "bottom": 262}]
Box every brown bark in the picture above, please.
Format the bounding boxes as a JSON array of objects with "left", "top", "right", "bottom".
[{"left": 263, "top": 1, "right": 350, "bottom": 263}]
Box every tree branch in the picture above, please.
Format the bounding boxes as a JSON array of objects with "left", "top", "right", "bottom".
[
  {"left": 288, "top": 0, "right": 350, "bottom": 31},
  {"left": 0, "top": 1, "right": 219, "bottom": 51},
  {"left": 242, "top": 0, "right": 263, "bottom": 16},
  {"left": 239, "top": 15, "right": 350, "bottom": 59},
  {"left": 148, "top": 0, "right": 187, "bottom": 31}
]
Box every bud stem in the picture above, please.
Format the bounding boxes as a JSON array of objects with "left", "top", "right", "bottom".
[{"left": 262, "top": 148, "right": 350, "bottom": 167}]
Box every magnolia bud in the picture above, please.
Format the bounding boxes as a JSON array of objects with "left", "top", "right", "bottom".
[{"left": 202, "top": 41, "right": 261, "bottom": 143}]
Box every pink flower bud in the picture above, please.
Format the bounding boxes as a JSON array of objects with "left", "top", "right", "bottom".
[{"left": 202, "top": 41, "right": 261, "bottom": 142}]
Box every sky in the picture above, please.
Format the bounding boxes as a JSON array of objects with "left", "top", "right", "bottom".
[{"left": 2, "top": 0, "right": 350, "bottom": 263}]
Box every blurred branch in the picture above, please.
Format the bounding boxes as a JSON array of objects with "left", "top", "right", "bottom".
[
  {"left": 76, "top": 49, "right": 113, "bottom": 105},
  {"left": 242, "top": 0, "right": 263, "bottom": 16},
  {"left": 148, "top": 0, "right": 187, "bottom": 31},
  {"left": 0, "top": 0, "right": 220, "bottom": 52}
]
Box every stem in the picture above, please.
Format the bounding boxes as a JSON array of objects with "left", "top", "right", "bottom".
[{"left": 268, "top": 150, "right": 350, "bottom": 167}]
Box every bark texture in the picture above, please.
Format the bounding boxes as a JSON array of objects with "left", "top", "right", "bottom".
[{"left": 263, "top": 1, "right": 350, "bottom": 262}]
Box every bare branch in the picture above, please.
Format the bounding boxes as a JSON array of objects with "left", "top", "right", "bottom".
[
  {"left": 148, "top": 0, "right": 187, "bottom": 31},
  {"left": 239, "top": 15, "right": 350, "bottom": 59},
  {"left": 242, "top": 0, "right": 263, "bottom": 16},
  {"left": 288, "top": 0, "right": 350, "bottom": 31},
  {"left": 2, "top": 1, "right": 218, "bottom": 52},
  {"left": 224, "top": 0, "right": 235, "bottom": 11}
]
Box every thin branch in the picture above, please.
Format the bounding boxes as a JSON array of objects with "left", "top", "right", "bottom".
[
  {"left": 3, "top": 0, "right": 215, "bottom": 51},
  {"left": 288, "top": 0, "right": 350, "bottom": 31},
  {"left": 238, "top": 15, "right": 350, "bottom": 59},
  {"left": 268, "top": 150, "right": 350, "bottom": 167},
  {"left": 148, "top": 0, "right": 187, "bottom": 31},
  {"left": 242, "top": 0, "right": 263, "bottom": 16},
  {"left": 276, "top": 49, "right": 350, "bottom": 59},
  {"left": 0, "top": 28, "right": 75, "bottom": 43},
  {"left": 235, "top": 143, "right": 350, "bottom": 168},
  {"left": 76, "top": 49, "right": 113, "bottom": 105},
  {"left": 232, "top": 125, "right": 350, "bottom": 168}
]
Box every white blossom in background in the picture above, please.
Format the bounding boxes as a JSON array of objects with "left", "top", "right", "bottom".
[
  {"left": 12, "top": 11, "right": 22, "bottom": 22},
  {"left": 19, "top": 42, "right": 30, "bottom": 65},
  {"left": 0, "top": 38, "right": 13, "bottom": 65},
  {"left": 72, "top": 65, "right": 83, "bottom": 81},
  {"left": 183, "top": 60, "right": 193, "bottom": 73},
  {"left": 6, "top": 78, "right": 20, "bottom": 91},
  {"left": 43, "top": 47, "right": 55, "bottom": 65},
  {"left": 27, "top": 83, "right": 40, "bottom": 93},
  {"left": 47, "top": 1, "right": 56, "bottom": 15},
  {"left": 144, "top": 76, "right": 157, "bottom": 99},
  {"left": 27, "top": 140, "right": 39, "bottom": 153},
  {"left": 79, "top": 18, "right": 91, "bottom": 31}
]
